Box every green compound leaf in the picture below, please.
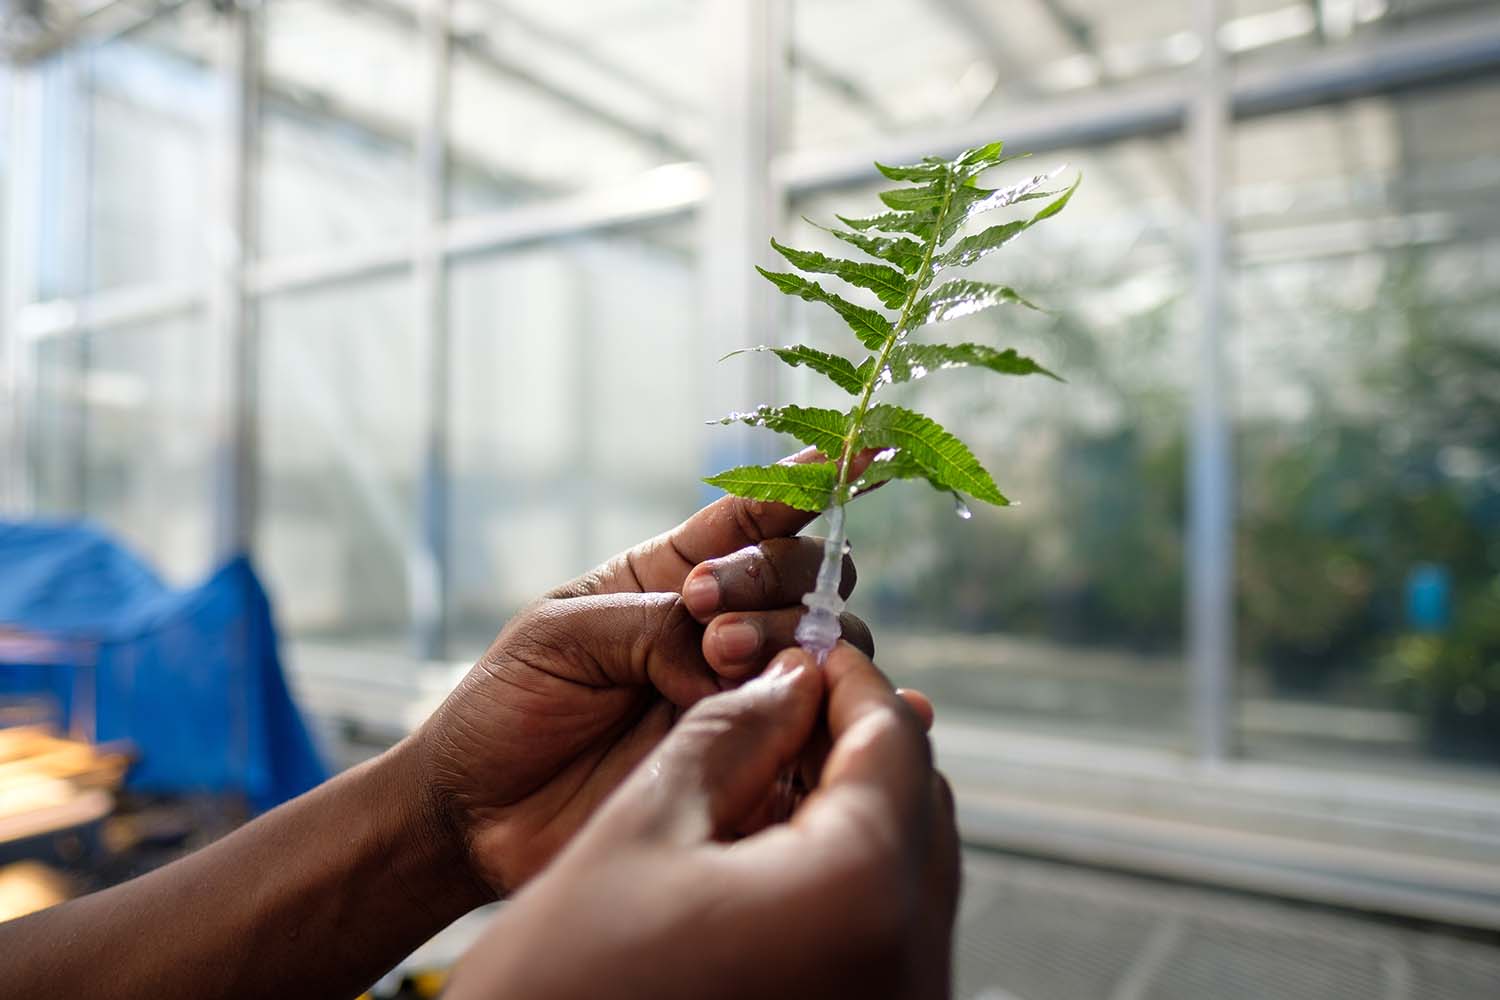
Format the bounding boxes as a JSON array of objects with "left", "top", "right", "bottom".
[
  {"left": 755, "top": 268, "right": 893, "bottom": 350},
  {"left": 723, "top": 345, "right": 867, "bottom": 395},
  {"left": 716, "top": 139, "right": 1077, "bottom": 520},
  {"left": 858, "top": 404, "right": 1008, "bottom": 506},
  {"left": 835, "top": 210, "right": 935, "bottom": 242},
  {"left": 957, "top": 140, "right": 1006, "bottom": 167},
  {"left": 879, "top": 184, "right": 950, "bottom": 213},
  {"left": 936, "top": 218, "right": 1030, "bottom": 270},
  {"left": 711, "top": 404, "right": 850, "bottom": 458},
  {"left": 874, "top": 160, "right": 947, "bottom": 183},
  {"left": 806, "top": 220, "right": 928, "bottom": 275},
  {"left": 1026, "top": 172, "right": 1081, "bottom": 224},
  {"left": 849, "top": 447, "right": 945, "bottom": 495},
  {"left": 936, "top": 175, "right": 1082, "bottom": 271},
  {"left": 882, "top": 343, "right": 1062, "bottom": 385},
  {"left": 939, "top": 166, "right": 1065, "bottom": 243},
  {"left": 703, "top": 461, "right": 839, "bottom": 513},
  {"left": 911, "top": 280, "right": 1038, "bottom": 329},
  {"left": 769, "top": 239, "right": 911, "bottom": 310}
]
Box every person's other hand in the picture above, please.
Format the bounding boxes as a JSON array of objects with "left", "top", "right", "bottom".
[
  {"left": 445, "top": 641, "right": 960, "bottom": 1000},
  {"left": 410, "top": 449, "right": 878, "bottom": 896}
]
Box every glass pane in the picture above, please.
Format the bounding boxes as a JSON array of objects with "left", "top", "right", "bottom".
[
  {"left": 1, "top": 64, "right": 9, "bottom": 316},
  {"left": 27, "top": 313, "right": 222, "bottom": 584},
  {"left": 788, "top": 140, "right": 1191, "bottom": 746},
  {"left": 86, "top": 7, "right": 225, "bottom": 292},
  {"left": 788, "top": 0, "right": 1192, "bottom": 154},
  {"left": 259, "top": 0, "right": 420, "bottom": 257},
  {"left": 258, "top": 275, "right": 418, "bottom": 646},
  {"left": 447, "top": 0, "right": 703, "bottom": 217},
  {"left": 1231, "top": 78, "right": 1500, "bottom": 781},
  {"left": 80, "top": 312, "right": 222, "bottom": 582},
  {"left": 25, "top": 50, "right": 94, "bottom": 302},
  {"left": 28, "top": 336, "right": 88, "bottom": 519},
  {"left": 447, "top": 221, "right": 700, "bottom": 651}
]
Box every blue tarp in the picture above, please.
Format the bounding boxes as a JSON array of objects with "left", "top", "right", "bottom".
[{"left": 0, "top": 520, "right": 327, "bottom": 811}]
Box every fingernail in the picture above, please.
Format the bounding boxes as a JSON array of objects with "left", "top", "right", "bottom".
[
  {"left": 682, "top": 572, "right": 720, "bottom": 617},
  {"left": 714, "top": 622, "right": 761, "bottom": 662}
]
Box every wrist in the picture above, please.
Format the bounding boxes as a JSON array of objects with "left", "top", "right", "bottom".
[{"left": 376, "top": 734, "right": 497, "bottom": 917}]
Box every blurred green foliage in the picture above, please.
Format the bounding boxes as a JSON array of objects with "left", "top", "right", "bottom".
[{"left": 854, "top": 251, "right": 1499, "bottom": 754}]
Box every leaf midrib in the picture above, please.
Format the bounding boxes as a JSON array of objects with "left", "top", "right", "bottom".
[{"left": 832, "top": 168, "right": 958, "bottom": 504}]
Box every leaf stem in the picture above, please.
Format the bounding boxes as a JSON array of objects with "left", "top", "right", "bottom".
[
  {"left": 831, "top": 170, "right": 957, "bottom": 503},
  {"left": 797, "top": 171, "right": 959, "bottom": 663}
]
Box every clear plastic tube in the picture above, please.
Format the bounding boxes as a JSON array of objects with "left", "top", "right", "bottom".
[{"left": 794, "top": 504, "right": 847, "bottom": 664}]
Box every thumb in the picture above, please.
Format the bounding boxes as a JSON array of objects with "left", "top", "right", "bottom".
[{"left": 628, "top": 649, "right": 825, "bottom": 845}]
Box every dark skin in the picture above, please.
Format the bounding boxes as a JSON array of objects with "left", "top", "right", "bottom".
[
  {"left": 447, "top": 642, "right": 960, "bottom": 1000},
  {"left": 0, "top": 450, "right": 948, "bottom": 998}
]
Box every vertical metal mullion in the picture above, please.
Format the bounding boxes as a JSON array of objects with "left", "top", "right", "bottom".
[
  {"left": 412, "top": 0, "right": 450, "bottom": 660},
  {"left": 765, "top": 0, "right": 791, "bottom": 421},
  {"left": 2, "top": 67, "right": 41, "bottom": 513},
  {"left": 214, "top": 3, "right": 261, "bottom": 559},
  {"left": 1187, "top": 0, "right": 1234, "bottom": 763},
  {"left": 216, "top": 6, "right": 261, "bottom": 793},
  {"left": 702, "top": 0, "right": 786, "bottom": 474},
  {"left": 60, "top": 50, "right": 92, "bottom": 515}
]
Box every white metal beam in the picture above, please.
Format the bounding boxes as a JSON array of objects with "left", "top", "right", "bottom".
[
  {"left": 15, "top": 11, "right": 1500, "bottom": 339},
  {"left": 1187, "top": 0, "right": 1233, "bottom": 763},
  {"left": 212, "top": 3, "right": 261, "bottom": 558},
  {"left": 2, "top": 66, "right": 42, "bottom": 511},
  {"left": 701, "top": 0, "right": 785, "bottom": 472},
  {"left": 779, "top": 8, "right": 1500, "bottom": 194},
  {"left": 3, "top": 0, "right": 193, "bottom": 62},
  {"left": 411, "top": 0, "right": 450, "bottom": 660},
  {"left": 242, "top": 164, "right": 704, "bottom": 296}
]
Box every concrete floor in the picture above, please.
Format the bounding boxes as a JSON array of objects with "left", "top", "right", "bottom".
[
  {"left": 372, "top": 849, "right": 1500, "bottom": 997},
  {"left": 284, "top": 639, "right": 1500, "bottom": 996},
  {"left": 955, "top": 851, "right": 1500, "bottom": 1000}
]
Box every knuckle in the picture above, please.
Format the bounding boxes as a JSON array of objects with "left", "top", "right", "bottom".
[
  {"left": 499, "top": 600, "right": 571, "bottom": 661},
  {"left": 731, "top": 500, "right": 769, "bottom": 545},
  {"left": 770, "top": 536, "right": 823, "bottom": 593},
  {"left": 650, "top": 598, "right": 700, "bottom": 654},
  {"left": 754, "top": 541, "right": 789, "bottom": 601}
]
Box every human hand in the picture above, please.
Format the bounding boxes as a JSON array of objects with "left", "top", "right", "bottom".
[
  {"left": 444, "top": 641, "right": 960, "bottom": 1000},
  {"left": 409, "top": 449, "right": 877, "bottom": 896}
]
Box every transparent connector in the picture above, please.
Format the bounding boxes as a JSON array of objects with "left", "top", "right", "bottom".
[{"left": 794, "top": 504, "right": 848, "bottom": 664}]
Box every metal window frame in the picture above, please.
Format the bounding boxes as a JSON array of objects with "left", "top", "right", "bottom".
[
  {"left": 1187, "top": 0, "right": 1233, "bottom": 763},
  {"left": 410, "top": 0, "right": 449, "bottom": 660},
  {"left": 1, "top": 6, "right": 1499, "bottom": 777}
]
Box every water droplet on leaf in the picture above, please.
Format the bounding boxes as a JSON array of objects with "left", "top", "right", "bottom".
[{"left": 953, "top": 495, "right": 972, "bottom": 520}]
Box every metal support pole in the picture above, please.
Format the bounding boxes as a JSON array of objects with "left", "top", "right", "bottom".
[
  {"left": 411, "top": 0, "right": 450, "bottom": 660},
  {"left": 1187, "top": 0, "right": 1234, "bottom": 762},
  {"left": 701, "top": 0, "right": 786, "bottom": 472},
  {"left": 60, "top": 50, "right": 92, "bottom": 515},
  {"left": 2, "top": 68, "right": 41, "bottom": 513},
  {"left": 214, "top": 2, "right": 261, "bottom": 558}
]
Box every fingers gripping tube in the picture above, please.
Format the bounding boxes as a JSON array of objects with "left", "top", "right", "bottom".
[{"left": 794, "top": 504, "right": 847, "bottom": 665}]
